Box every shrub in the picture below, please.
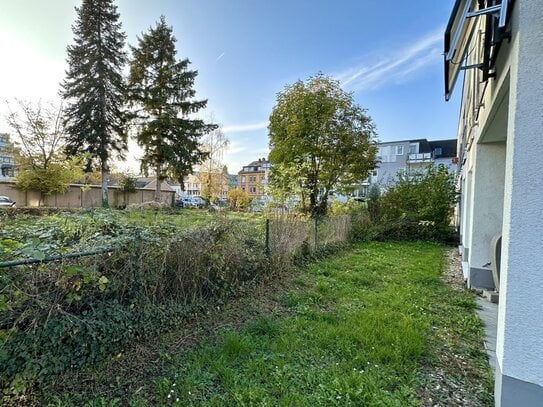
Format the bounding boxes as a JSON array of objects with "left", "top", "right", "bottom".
[
  {"left": 228, "top": 189, "right": 252, "bottom": 211},
  {"left": 377, "top": 165, "right": 456, "bottom": 242}
]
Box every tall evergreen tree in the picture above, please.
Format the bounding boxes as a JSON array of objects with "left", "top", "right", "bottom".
[
  {"left": 61, "top": 0, "right": 127, "bottom": 207},
  {"left": 127, "top": 16, "right": 217, "bottom": 202}
]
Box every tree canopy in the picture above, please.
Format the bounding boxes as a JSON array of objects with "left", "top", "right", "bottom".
[
  {"left": 268, "top": 74, "right": 377, "bottom": 216},
  {"left": 61, "top": 0, "right": 128, "bottom": 207},
  {"left": 127, "top": 16, "right": 216, "bottom": 201},
  {"left": 6, "top": 100, "right": 85, "bottom": 200}
]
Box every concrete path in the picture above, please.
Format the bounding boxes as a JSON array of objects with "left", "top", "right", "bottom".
[{"left": 476, "top": 297, "right": 498, "bottom": 370}]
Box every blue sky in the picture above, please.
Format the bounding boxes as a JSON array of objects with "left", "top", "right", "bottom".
[{"left": 0, "top": 0, "right": 460, "bottom": 174}]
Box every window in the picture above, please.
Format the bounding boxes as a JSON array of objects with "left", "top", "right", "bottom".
[
  {"left": 241, "top": 176, "right": 246, "bottom": 183},
  {"left": 380, "top": 146, "right": 391, "bottom": 163},
  {"left": 434, "top": 147, "right": 443, "bottom": 156},
  {"left": 396, "top": 146, "right": 404, "bottom": 155},
  {"left": 409, "top": 144, "right": 418, "bottom": 154}
]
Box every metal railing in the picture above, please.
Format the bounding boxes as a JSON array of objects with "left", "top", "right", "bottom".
[
  {"left": 0, "top": 247, "right": 116, "bottom": 268},
  {"left": 407, "top": 153, "right": 434, "bottom": 162}
]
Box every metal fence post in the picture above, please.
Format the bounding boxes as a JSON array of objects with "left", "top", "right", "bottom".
[
  {"left": 314, "top": 216, "right": 318, "bottom": 251},
  {"left": 265, "top": 218, "right": 270, "bottom": 257}
]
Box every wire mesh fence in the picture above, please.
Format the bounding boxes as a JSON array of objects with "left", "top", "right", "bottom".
[
  {"left": 265, "top": 214, "right": 351, "bottom": 266},
  {"left": 0, "top": 212, "right": 351, "bottom": 391}
]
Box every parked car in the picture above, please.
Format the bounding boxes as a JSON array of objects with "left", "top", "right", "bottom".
[
  {"left": 177, "top": 196, "right": 205, "bottom": 208},
  {"left": 0, "top": 196, "right": 16, "bottom": 208},
  {"left": 174, "top": 198, "right": 185, "bottom": 207},
  {"left": 189, "top": 196, "right": 206, "bottom": 208}
]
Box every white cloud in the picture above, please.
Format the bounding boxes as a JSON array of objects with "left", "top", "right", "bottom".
[
  {"left": 226, "top": 140, "right": 248, "bottom": 155},
  {"left": 222, "top": 121, "right": 268, "bottom": 134},
  {"left": 334, "top": 28, "right": 444, "bottom": 92}
]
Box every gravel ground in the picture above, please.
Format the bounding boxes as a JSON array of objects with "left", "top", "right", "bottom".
[
  {"left": 442, "top": 247, "right": 466, "bottom": 291},
  {"left": 419, "top": 247, "right": 493, "bottom": 407}
]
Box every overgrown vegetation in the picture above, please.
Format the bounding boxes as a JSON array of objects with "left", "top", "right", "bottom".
[
  {"left": 348, "top": 165, "right": 457, "bottom": 243},
  {"left": 0, "top": 165, "right": 465, "bottom": 402},
  {"left": 42, "top": 242, "right": 492, "bottom": 406},
  {"left": 0, "top": 209, "right": 351, "bottom": 401}
]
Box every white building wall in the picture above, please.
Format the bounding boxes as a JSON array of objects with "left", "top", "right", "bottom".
[
  {"left": 495, "top": 0, "right": 543, "bottom": 402},
  {"left": 452, "top": 1, "right": 543, "bottom": 404},
  {"left": 466, "top": 142, "right": 506, "bottom": 289}
]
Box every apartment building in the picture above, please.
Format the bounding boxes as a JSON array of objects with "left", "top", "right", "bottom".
[
  {"left": 237, "top": 158, "right": 270, "bottom": 200},
  {"left": 445, "top": 0, "right": 543, "bottom": 404},
  {"left": 0, "top": 134, "right": 16, "bottom": 180},
  {"left": 371, "top": 138, "right": 457, "bottom": 187},
  {"left": 169, "top": 172, "right": 229, "bottom": 200}
]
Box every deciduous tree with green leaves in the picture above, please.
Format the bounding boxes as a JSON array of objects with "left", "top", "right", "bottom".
[
  {"left": 61, "top": 0, "right": 128, "bottom": 207},
  {"left": 269, "top": 74, "right": 377, "bottom": 216},
  {"left": 127, "top": 16, "right": 217, "bottom": 202},
  {"left": 6, "top": 100, "right": 86, "bottom": 205}
]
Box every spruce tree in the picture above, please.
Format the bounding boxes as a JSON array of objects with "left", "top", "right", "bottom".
[
  {"left": 61, "top": 0, "right": 127, "bottom": 207},
  {"left": 127, "top": 16, "right": 217, "bottom": 202}
]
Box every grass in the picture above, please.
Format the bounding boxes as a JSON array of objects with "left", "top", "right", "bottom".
[{"left": 41, "top": 241, "right": 493, "bottom": 406}]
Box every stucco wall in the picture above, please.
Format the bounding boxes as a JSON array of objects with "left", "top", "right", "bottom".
[
  {"left": 496, "top": 0, "right": 543, "bottom": 389},
  {"left": 374, "top": 141, "right": 410, "bottom": 186}
]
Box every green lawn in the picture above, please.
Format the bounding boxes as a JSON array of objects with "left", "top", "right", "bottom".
[{"left": 46, "top": 241, "right": 493, "bottom": 406}]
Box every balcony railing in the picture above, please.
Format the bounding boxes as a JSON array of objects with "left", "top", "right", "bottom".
[{"left": 407, "top": 153, "right": 433, "bottom": 163}]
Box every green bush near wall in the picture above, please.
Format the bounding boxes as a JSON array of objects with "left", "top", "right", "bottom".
[{"left": 347, "top": 165, "right": 457, "bottom": 243}]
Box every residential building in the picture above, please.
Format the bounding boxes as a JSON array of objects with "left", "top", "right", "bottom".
[
  {"left": 181, "top": 173, "right": 202, "bottom": 197},
  {"left": 237, "top": 158, "right": 270, "bottom": 200},
  {"left": 0, "top": 134, "right": 16, "bottom": 180},
  {"left": 134, "top": 177, "right": 175, "bottom": 194},
  {"left": 168, "top": 172, "right": 230, "bottom": 200},
  {"left": 371, "top": 138, "right": 457, "bottom": 188},
  {"left": 445, "top": 0, "right": 543, "bottom": 404}
]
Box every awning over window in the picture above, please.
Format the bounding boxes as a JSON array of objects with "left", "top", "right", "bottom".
[{"left": 444, "top": 0, "right": 513, "bottom": 101}]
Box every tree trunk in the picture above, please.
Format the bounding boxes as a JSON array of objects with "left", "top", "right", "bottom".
[
  {"left": 101, "top": 163, "right": 109, "bottom": 208},
  {"left": 309, "top": 191, "right": 317, "bottom": 217},
  {"left": 155, "top": 163, "right": 162, "bottom": 202}
]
